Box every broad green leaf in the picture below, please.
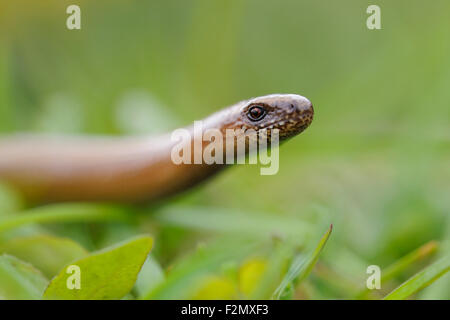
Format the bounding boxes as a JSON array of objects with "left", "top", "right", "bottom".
[
  {"left": 0, "top": 235, "right": 88, "bottom": 278},
  {"left": 44, "top": 235, "right": 153, "bottom": 300},
  {"left": 384, "top": 254, "right": 450, "bottom": 300},
  {"left": 143, "top": 238, "right": 258, "bottom": 300},
  {"left": 0, "top": 254, "right": 48, "bottom": 300},
  {"left": 272, "top": 224, "right": 333, "bottom": 299},
  {"left": 0, "top": 203, "right": 134, "bottom": 233}
]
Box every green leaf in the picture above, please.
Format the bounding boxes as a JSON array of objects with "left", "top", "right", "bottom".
[
  {"left": 384, "top": 254, "right": 450, "bottom": 300},
  {"left": 0, "top": 254, "right": 48, "bottom": 300},
  {"left": 0, "top": 235, "right": 88, "bottom": 278},
  {"left": 43, "top": 235, "right": 153, "bottom": 300},
  {"left": 0, "top": 203, "right": 134, "bottom": 233},
  {"left": 272, "top": 224, "right": 333, "bottom": 299}
]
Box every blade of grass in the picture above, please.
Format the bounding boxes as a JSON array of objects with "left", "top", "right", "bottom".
[
  {"left": 250, "top": 242, "right": 293, "bottom": 300},
  {"left": 356, "top": 240, "right": 439, "bottom": 299},
  {"left": 420, "top": 220, "right": 450, "bottom": 299},
  {"left": 0, "top": 203, "right": 134, "bottom": 233},
  {"left": 153, "top": 206, "right": 316, "bottom": 241},
  {"left": 383, "top": 241, "right": 440, "bottom": 283},
  {"left": 272, "top": 224, "right": 332, "bottom": 300},
  {"left": 384, "top": 254, "right": 450, "bottom": 300}
]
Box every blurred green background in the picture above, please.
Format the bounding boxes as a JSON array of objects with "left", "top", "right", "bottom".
[{"left": 0, "top": 0, "right": 449, "bottom": 299}]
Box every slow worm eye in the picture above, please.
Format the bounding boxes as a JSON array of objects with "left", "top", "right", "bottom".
[{"left": 247, "top": 105, "right": 266, "bottom": 121}]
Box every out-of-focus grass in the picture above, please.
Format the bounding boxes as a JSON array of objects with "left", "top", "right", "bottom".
[
  {"left": 384, "top": 254, "right": 450, "bottom": 300},
  {"left": 0, "top": 0, "right": 449, "bottom": 299}
]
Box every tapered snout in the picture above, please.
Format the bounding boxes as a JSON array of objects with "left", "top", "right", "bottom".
[
  {"left": 292, "top": 95, "right": 313, "bottom": 114},
  {"left": 289, "top": 94, "right": 314, "bottom": 128}
]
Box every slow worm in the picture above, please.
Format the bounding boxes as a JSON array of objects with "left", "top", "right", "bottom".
[{"left": 0, "top": 94, "right": 314, "bottom": 203}]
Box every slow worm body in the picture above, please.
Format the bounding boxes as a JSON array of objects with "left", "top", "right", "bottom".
[{"left": 0, "top": 94, "right": 314, "bottom": 203}]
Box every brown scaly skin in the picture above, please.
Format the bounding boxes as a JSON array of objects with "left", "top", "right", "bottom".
[{"left": 0, "top": 94, "right": 313, "bottom": 203}]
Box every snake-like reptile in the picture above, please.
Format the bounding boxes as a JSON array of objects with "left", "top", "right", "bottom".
[{"left": 0, "top": 94, "right": 313, "bottom": 203}]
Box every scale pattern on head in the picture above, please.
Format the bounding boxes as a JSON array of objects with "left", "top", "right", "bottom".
[{"left": 222, "top": 94, "right": 314, "bottom": 141}]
